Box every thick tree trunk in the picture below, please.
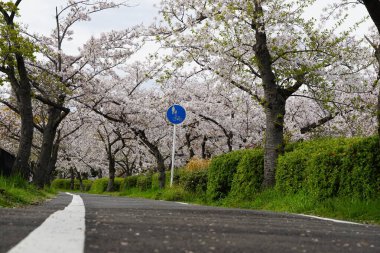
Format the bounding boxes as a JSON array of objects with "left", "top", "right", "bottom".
[
  {"left": 106, "top": 155, "right": 116, "bottom": 192},
  {"left": 12, "top": 86, "right": 34, "bottom": 179},
  {"left": 75, "top": 169, "right": 84, "bottom": 191},
  {"left": 157, "top": 157, "right": 166, "bottom": 189},
  {"left": 201, "top": 136, "right": 208, "bottom": 159},
  {"left": 253, "top": 1, "right": 286, "bottom": 188},
  {"left": 46, "top": 132, "right": 61, "bottom": 185},
  {"left": 185, "top": 133, "right": 195, "bottom": 159},
  {"left": 263, "top": 98, "right": 286, "bottom": 188},
  {"left": 98, "top": 169, "right": 103, "bottom": 178},
  {"left": 69, "top": 167, "right": 75, "bottom": 190},
  {"left": 34, "top": 106, "right": 61, "bottom": 188}
]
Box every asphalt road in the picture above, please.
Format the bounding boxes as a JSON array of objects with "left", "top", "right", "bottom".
[{"left": 1, "top": 193, "right": 380, "bottom": 253}]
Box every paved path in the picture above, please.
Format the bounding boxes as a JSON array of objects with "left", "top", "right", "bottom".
[{"left": 1, "top": 193, "right": 380, "bottom": 253}]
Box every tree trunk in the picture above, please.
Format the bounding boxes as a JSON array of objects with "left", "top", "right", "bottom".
[
  {"left": 98, "top": 169, "right": 103, "bottom": 178},
  {"left": 69, "top": 167, "right": 75, "bottom": 190},
  {"left": 185, "top": 133, "right": 195, "bottom": 159},
  {"left": 262, "top": 98, "right": 286, "bottom": 188},
  {"left": 157, "top": 157, "right": 166, "bottom": 189},
  {"left": 253, "top": 1, "right": 286, "bottom": 188},
  {"left": 8, "top": 62, "right": 34, "bottom": 179},
  {"left": 106, "top": 155, "right": 116, "bottom": 192},
  {"left": 75, "top": 169, "right": 84, "bottom": 191},
  {"left": 11, "top": 75, "right": 33, "bottom": 180},
  {"left": 46, "top": 131, "right": 61, "bottom": 185},
  {"left": 201, "top": 136, "right": 208, "bottom": 159},
  {"left": 34, "top": 106, "right": 61, "bottom": 188}
]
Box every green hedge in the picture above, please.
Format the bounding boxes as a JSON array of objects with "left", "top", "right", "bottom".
[
  {"left": 229, "top": 149, "right": 264, "bottom": 199},
  {"left": 88, "top": 178, "right": 124, "bottom": 193},
  {"left": 180, "top": 169, "right": 208, "bottom": 194},
  {"left": 276, "top": 136, "right": 380, "bottom": 200},
  {"left": 121, "top": 175, "right": 139, "bottom": 190},
  {"left": 136, "top": 173, "right": 153, "bottom": 191},
  {"left": 207, "top": 150, "right": 247, "bottom": 200},
  {"left": 51, "top": 179, "right": 92, "bottom": 191}
]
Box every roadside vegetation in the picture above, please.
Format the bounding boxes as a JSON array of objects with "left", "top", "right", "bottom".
[
  {"left": 0, "top": 175, "right": 56, "bottom": 208},
  {"left": 52, "top": 135, "right": 380, "bottom": 225}
]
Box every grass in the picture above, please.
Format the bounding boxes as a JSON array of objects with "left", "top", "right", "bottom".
[
  {"left": 116, "top": 186, "right": 380, "bottom": 225},
  {"left": 52, "top": 178, "right": 380, "bottom": 225},
  {"left": 221, "top": 189, "right": 380, "bottom": 225},
  {"left": 0, "top": 175, "right": 56, "bottom": 208}
]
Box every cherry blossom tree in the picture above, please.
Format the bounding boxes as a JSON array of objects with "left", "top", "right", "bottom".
[
  {"left": 152, "top": 0, "right": 366, "bottom": 187},
  {"left": 0, "top": 1, "right": 36, "bottom": 178}
]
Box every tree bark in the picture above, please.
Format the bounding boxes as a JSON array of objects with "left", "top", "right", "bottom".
[
  {"left": 11, "top": 83, "right": 33, "bottom": 179},
  {"left": 263, "top": 98, "right": 286, "bottom": 188},
  {"left": 0, "top": 5, "right": 34, "bottom": 180},
  {"left": 106, "top": 154, "right": 116, "bottom": 192},
  {"left": 46, "top": 131, "right": 61, "bottom": 185},
  {"left": 185, "top": 133, "right": 195, "bottom": 159},
  {"left": 362, "top": 0, "right": 380, "bottom": 34},
  {"left": 201, "top": 136, "right": 208, "bottom": 159},
  {"left": 75, "top": 169, "right": 84, "bottom": 191},
  {"left": 253, "top": 1, "right": 286, "bottom": 188},
  {"left": 157, "top": 154, "right": 166, "bottom": 189},
  {"left": 69, "top": 167, "right": 75, "bottom": 190},
  {"left": 34, "top": 106, "right": 64, "bottom": 188}
]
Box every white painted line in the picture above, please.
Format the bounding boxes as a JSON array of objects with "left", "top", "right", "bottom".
[
  {"left": 176, "top": 202, "right": 189, "bottom": 205},
  {"left": 298, "top": 214, "right": 363, "bottom": 225},
  {"left": 7, "top": 193, "right": 86, "bottom": 253}
]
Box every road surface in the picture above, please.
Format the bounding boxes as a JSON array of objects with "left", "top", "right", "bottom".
[{"left": 0, "top": 193, "right": 379, "bottom": 253}]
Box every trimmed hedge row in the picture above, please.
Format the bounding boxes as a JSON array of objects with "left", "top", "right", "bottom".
[
  {"left": 51, "top": 179, "right": 93, "bottom": 191},
  {"left": 51, "top": 136, "right": 379, "bottom": 201},
  {"left": 276, "top": 136, "right": 380, "bottom": 200}
]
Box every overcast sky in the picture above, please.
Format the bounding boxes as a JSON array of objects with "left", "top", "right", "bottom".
[
  {"left": 15, "top": 0, "right": 373, "bottom": 56},
  {"left": 18, "top": 0, "right": 161, "bottom": 54}
]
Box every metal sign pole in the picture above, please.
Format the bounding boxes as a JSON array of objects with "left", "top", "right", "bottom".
[{"left": 170, "top": 124, "right": 176, "bottom": 187}]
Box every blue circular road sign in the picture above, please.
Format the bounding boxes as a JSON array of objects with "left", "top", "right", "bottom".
[{"left": 166, "top": 104, "right": 186, "bottom": 125}]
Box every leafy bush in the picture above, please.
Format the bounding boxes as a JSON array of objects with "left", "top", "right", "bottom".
[
  {"left": 229, "top": 149, "right": 264, "bottom": 199},
  {"left": 152, "top": 173, "right": 160, "bottom": 189},
  {"left": 121, "top": 175, "right": 139, "bottom": 190},
  {"left": 161, "top": 186, "right": 189, "bottom": 201},
  {"left": 306, "top": 140, "right": 348, "bottom": 199},
  {"left": 51, "top": 179, "right": 71, "bottom": 190},
  {"left": 136, "top": 174, "right": 152, "bottom": 191},
  {"left": 338, "top": 136, "right": 380, "bottom": 199},
  {"left": 275, "top": 139, "right": 331, "bottom": 194},
  {"left": 185, "top": 157, "right": 210, "bottom": 171},
  {"left": 207, "top": 150, "right": 246, "bottom": 200},
  {"left": 180, "top": 169, "right": 208, "bottom": 194},
  {"left": 276, "top": 136, "right": 380, "bottom": 200},
  {"left": 89, "top": 178, "right": 109, "bottom": 193}
]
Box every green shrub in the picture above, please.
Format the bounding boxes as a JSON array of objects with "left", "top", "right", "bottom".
[
  {"left": 152, "top": 173, "right": 160, "bottom": 190},
  {"left": 229, "top": 149, "right": 264, "bottom": 199},
  {"left": 306, "top": 141, "right": 348, "bottom": 199},
  {"left": 136, "top": 174, "right": 152, "bottom": 191},
  {"left": 339, "top": 136, "right": 380, "bottom": 199},
  {"left": 89, "top": 178, "right": 109, "bottom": 193},
  {"left": 180, "top": 169, "right": 208, "bottom": 194},
  {"left": 51, "top": 179, "right": 92, "bottom": 191},
  {"left": 276, "top": 136, "right": 380, "bottom": 200},
  {"left": 122, "top": 175, "right": 139, "bottom": 190},
  {"left": 51, "top": 179, "right": 71, "bottom": 190},
  {"left": 275, "top": 139, "right": 329, "bottom": 194},
  {"left": 161, "top": 186, "right": 189, "bottom": 201},
  {"left": 207, "top": 150, "right": 246, "bottom": 200}
]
